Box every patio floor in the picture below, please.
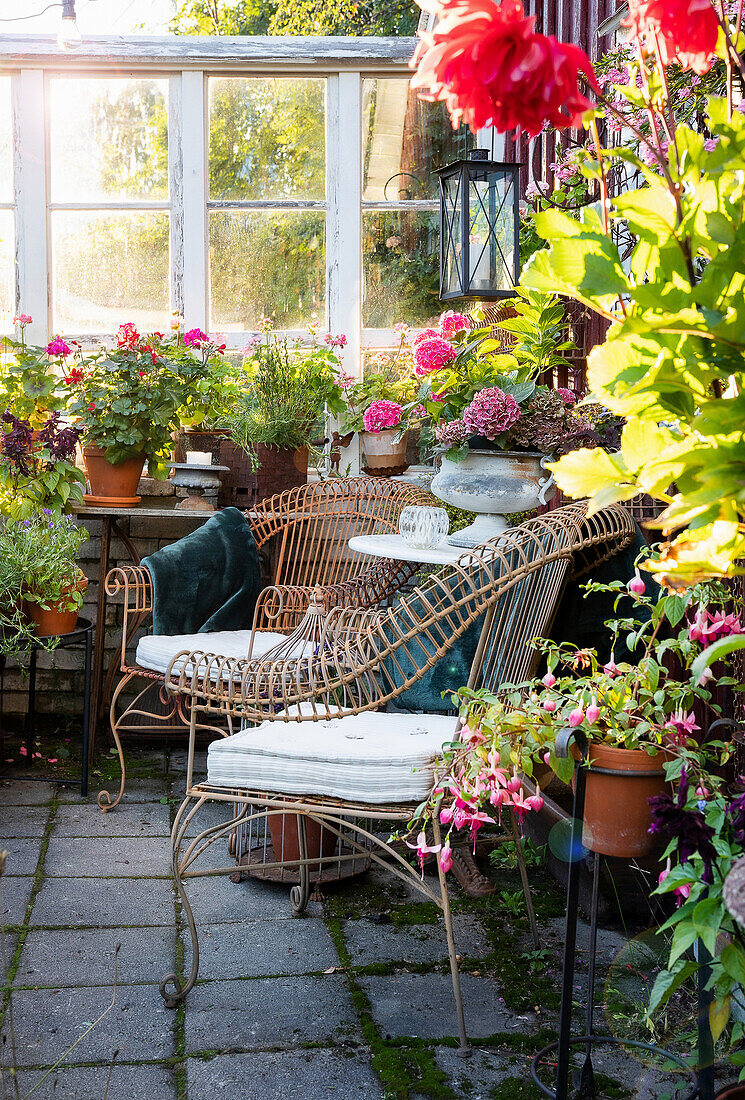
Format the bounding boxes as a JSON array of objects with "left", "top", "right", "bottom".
[{"left": 0, "top": 747, "right": 671, "bottom": 1099}]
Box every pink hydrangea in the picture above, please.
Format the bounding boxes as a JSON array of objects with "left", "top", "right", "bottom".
[
  {"left": 435, "top": 418, "right": 469, "bottom": 445},
  {"left": 413, "top": 336, "right": 457, "bottom": 377},
  {"left": 363, "top": 399, "right": 403, "bottom": 433},
  {"left": 412, "top": 327, "right": 441, "bottom": 348},
  {"left": 438, "top": 310, "right": 469, "bottom": 338},
  {"left": 462, "top": 387, "right": 520, "bottom": 440},
  {"left": 555, "top": 387, "right": 577, "bottom": 405},
  {"left": 184, "top": 328, "right": 208, "bottom": 349},
  {"left": 45, "top": 337, "right": 72, "bottom": 357}
]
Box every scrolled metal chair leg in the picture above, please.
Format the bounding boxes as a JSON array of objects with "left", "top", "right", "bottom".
[
  {"left": 290, "top": 813, "right": 310, "bottom": 917},
  {"left": 433, "top": 817, "right": 470, "bottom": 1058},
  {"left": 161, "top": 798, "right": 201, "bottom": 1007},
  {"left": 97, "top": 677, "right": 130, "bottom": 813}
]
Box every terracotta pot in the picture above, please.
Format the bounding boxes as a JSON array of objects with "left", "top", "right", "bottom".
[
  {"left": 82, "top": 445, "right": 145, "bottom": 506},
  {"left": 361, "top": 429, "right": 409, "bottom": 477},
  {"left": 268, "top": 813, "right": 338, "bottom": 866},
  {"left": 24, "top": 574, "right": 88, "bottom": 638},
  {"left": 577, "top": 742, "right": 670, "bottom": 858},
  {"left": 715, "top": 1086, "right": 745, "bottom": 1099}
]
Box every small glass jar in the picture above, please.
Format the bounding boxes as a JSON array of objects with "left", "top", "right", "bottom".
[{"left": 398, "top": 505, "right": 450, "bottom": 549}]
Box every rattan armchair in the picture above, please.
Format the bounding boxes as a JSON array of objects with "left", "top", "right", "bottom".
[
  {"left": 100, "top": 476, "right": 428, "bottom": 812},
  {"left": 158, "top": 502, "right": 636, "bottom": 1051}
]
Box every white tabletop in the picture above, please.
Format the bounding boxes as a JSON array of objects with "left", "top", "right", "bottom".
[{"left": 348, "top": 533, "right": 464, "bottom": 566}]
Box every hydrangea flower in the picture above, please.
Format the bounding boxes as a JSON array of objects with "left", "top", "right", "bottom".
[
  {"left": 412, "top": 327, "right": 441, "bottom": 348},
  {"left": 462, "top": 386, "right": 520, "bottom": 440},
  {"left": 413, "top": 336, "right": 457, "bottom": 377},
  {"left": 438, "top": 310, "right": 470, "bottom": 338},
  {"left": 435, "top": 418, "right": 470, "bottom": 445},
  {"left": 555, "top": 387, "right": 577, "bottom": 405},
  {"left": 362, "top": 399, "right": 403, "bottom": 433}
]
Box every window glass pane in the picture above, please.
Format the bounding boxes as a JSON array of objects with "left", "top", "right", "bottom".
[
  {"left": 52, "top": 212, "right": 170, "bottom": 332},
  {"left": 49, "top": 78, "right": 169, "bottom": 202},
  {"left": 0, "top": 78, "right": 12, "bottom": 203},
  {"left": 362, "top": 79, "right": 468, "bottom": 202},
  {"left": 209, "top": 78, "right": 325, "bottom": 201},
  {"left": 210, "top": 210, "right": 325, "bottom": 331},
  {"left": 0, "top": 212, "right": 14, "bottom": 332},
  {"left": 363, "top": 210, "right": 440, "bottom": 328}
]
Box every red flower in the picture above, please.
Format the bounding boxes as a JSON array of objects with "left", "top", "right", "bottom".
[
  {"left": 87, "top": 402, "right": 96, "bottom": 411},
  {"left": 64, "top": 367, "right": 85, "bottom": 386},
  {"left": 623, "top": 0, "right": 719, "bottom": 74},
  {"left": 117, "top": 322, "right": 140, "bottom": 350},
  {"left": 410, "top": 0, "right": 599, "bottom": 137},
  {"left": 138, "top": 371, "right": 146, "bottom": 378}
]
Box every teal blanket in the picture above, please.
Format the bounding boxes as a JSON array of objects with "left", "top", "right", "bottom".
[
  {"left": 142, "top": 507, "right": 262, "bottom": 635},
  {"left": 384, "top": 524, "right": 657, "bottom": 714}
]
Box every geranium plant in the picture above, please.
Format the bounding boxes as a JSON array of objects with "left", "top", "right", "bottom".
[{"left": 0, "top": 321, "right": 71, "bottom": 429}]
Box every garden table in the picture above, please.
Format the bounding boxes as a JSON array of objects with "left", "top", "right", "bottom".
[
  {"left": 71, "top": 505, "right": 211, "bottom": 764},
  {"left": 347, "top": 533, "right": 463, "bottom": 567}
]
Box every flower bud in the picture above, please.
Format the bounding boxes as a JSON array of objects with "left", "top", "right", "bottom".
[
  {"left": 543, "top": 700, "right": 557, "bottom": 713},
  {"left": 586, "top": 701, "right": 600, "bottom": 724},
  {"left": 542, "top": 672, "right": 556, "bottom": 688},
  {"left": 628, "top": 573, "right": 646, "bottom": 596},
  {"left": 569, "top": 708, "right": 585, "bottom": 728},
  {"left": 507, "top": 775, "right": 522, "bottom": 794}
]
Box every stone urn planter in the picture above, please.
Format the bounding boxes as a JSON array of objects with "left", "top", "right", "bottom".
[
  {"left": 360, "top": 430, "right": 409, "bottom": 477},
  {"left": 431, "top": 449, "right": 555, "bottom": 548},
  {"left": 82, "top": 445, "right": 145, "bottom": 507}
]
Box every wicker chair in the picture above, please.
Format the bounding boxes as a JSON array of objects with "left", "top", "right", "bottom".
[
  {"left": 100, "top": 476, "right": 429, "bottom": 812},
  {"left": 158, "top": 502, "right": 636, "bottom": 1050}
]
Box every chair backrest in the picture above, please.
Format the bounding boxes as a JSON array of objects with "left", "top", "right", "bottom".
[{"left": 247, "top": 476, "right": 430, "bottom": 590}]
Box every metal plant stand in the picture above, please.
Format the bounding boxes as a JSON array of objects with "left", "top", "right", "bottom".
[
  {"left": 530, "top": 728, "right": 699, "bottom": 1100},
  {"left": 0, "top": 617, "right": 93, "bottom": 796}
]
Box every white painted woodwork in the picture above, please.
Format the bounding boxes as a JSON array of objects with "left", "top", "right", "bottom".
[
  {"left": 179, "top": 70, "right": 207, "bottom": 330},
  {"left": 14, "top": 70, "right": 48, "bottom": 341}
]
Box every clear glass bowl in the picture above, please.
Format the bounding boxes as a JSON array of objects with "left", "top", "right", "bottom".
[{"left": 398, "top": 505, "right": 450, "bottom": 549}]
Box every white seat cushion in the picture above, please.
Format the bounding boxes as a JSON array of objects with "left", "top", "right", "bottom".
[
  {"left": 207, "top": 712, "right": 455, "bottom": 803},
  {"left": 135, "top": 630, "right": 291, "bottom": 676}
]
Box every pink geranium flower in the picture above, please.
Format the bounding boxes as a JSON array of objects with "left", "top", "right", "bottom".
[
  {"left": 46, "top": 337, "right": 72, "bottom": 357},
  {"left": 13, "top": 314, "right": 32, "bottom": 327},
  {"left": 363, "top": 399, "right": 403, "bottom": 433},
  {"left": 184, "top": 328, "right": 208, "bottom": 349},
  {"left": 325, "top": 333, "right": 347, "bottom": 348}
]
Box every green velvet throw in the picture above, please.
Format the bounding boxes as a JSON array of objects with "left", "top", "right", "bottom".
[
  {"left": 142, "top": 507, "right": 262, "bottom": 635},
  {"left": 385, "top": 523, "right": 657, "bottom": 715}
]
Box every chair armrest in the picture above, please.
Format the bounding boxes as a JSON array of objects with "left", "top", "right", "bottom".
[{"left": 105, "top": 566, "right": 153, "bottom": 671}]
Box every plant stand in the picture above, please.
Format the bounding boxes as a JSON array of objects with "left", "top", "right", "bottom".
[
  {"left": 0, "top": 618, "right": 93, "bottom": 796},
  {"left": 530, "top": 728, "right": 699, "bottom": 1100}
]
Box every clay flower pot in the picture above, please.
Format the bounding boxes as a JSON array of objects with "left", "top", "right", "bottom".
[
  {"left": 268, "top": 812, "right": 338, "bottom": 867},
  {"left": 578, "top": 742, "right": 670, "bottom": 859},
  {"left": 82, "top": 444, "right": 145, "bottom": 507},
  {"left": 360, "top": 429, "right": 409, "bottom": 477},
  {"left": 24, "top": 574, "right": 88, "bottom": 638}
]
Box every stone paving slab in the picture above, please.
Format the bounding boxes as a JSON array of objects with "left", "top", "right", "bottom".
[
  {"left": 1, "top": 875, "right": 34, "bottom": 926},
  {"left": 1, "top": 839, "right": 41, "bottom": 876},
  {"left": 57, "top": 778, "right": 167, "bottom": 804},
  {"left": 0, "top": 806, "right": 50, "bottom": 838},
  {"left": 30, "top": 875, "right": 175, "bottom": 927},
  {"left": 54, "top": 802, "right": 172, "bottom": 838},
  {"left": 343, "top": 913, "right": 491, "bottom": 967},
  {"left": 428, "top": 1045, "right": 518, "bottom": 1100},
  {"left": 177, "top": 871, "right": 322, "bottom": 924},
  {"left": 43, "top": 837, "right": 171, "bottom": 877},
  {"left": 17, "top": 925, "right": 177, "bottom": 987},
  {"left": 182, "top": 917, "right": 340, "bottom": 981},
  {"left": 0, "top": 781, "right": 56, "bottom": 805},
  {"left": 359, "top": 973, "right": 523, "bottom": 1040},
  {"left": 184, "top": 974, "right": 356, "bottom": 1052},
  {"left": 1, "top": 983, "right": 175, "bottom": 1066},
  {"left": 186, "top": 1047, "right": 384, "bottom": 1099},
  {"left": 13, "top": 1062, "right": 177, "bottom": 1099},
  {"left": 181, "top": 799, "right": 245, "bottom": 837}
]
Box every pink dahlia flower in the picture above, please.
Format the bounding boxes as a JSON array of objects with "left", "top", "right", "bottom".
[
  {"left": 438, "top": 310, "right": 470, "bottom": 338},
  {"left": 363, "top": 399, "right": 403, "bottom": 433},
  {"left": 413, "top": 336, "right": 457, "bottom": 377},
  {"left": 462, "top": 386, "right": 520, "bottom": 440}
]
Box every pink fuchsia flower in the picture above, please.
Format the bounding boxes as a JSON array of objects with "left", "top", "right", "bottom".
[
  {"left": 46, "top": 337, "right": 72, "bottom": 357},
  {"left": 438, "top": 310, "right": 470, "bottom": 338},
  {"left": 542, "top": 672, "right": 556, "bottom": 688},
  {"left": 435, "top": 418, "right": 470, "bottom": 445},
  {"left": 13, "top": 314, "right": 32, "bottom": 327},
  {"left": 439, "top": 841, "right": 454, "bottom": 873},
  {"left": 664, "top": 710, "right": 700, "bottom": 746},
  {"left": 586, "top": 700, "right": 600, "bottom": 724},
  {"left": 555, "top": 387, "right": 577, "bottom": 405},
  {"left": 412, "top": 327, "right": 441, "bottom": 348},
  {"left": 325, "top": 333, "right": 348, "bottom": 348},
  {"left": 628, "top": 572, "right": 646, "bottom": 596},
  {"left": 569, "top": 708, "right": 585, "bottom": 727},
  {"left": 603, "top": 660, "right": 620, "bottom": 676},
  {"left": 462, "top": 386, "right": 520, "bottom": 440},
  {"left": 689, "top": 608, "right": 744, "bottom": 645},
  {"left": 413, "top": 336, "right": 457, "bottom": 377},
  {"left": 623, "top": 0, "right": 719, "bottom": 75},
  {"left": 184, "top": 328, "right": 208, "bottom": 349},
  {"left": 543, "top": 699, "right": 557, "bottom": 712},
  {"left": 703, "top": 137, "right": 719, "bottom": 153},
  {"left": 363, "top": 399, "right": 403, "bottom": 433},
  {"left": 658, "top": 859, "right": 692, "bottom": 906},
  {"left": 406, "top": 830, "right": 441, "bottom": 873},
  {"left": 511, "top": 786, "right": 544, "bottom": 823}
]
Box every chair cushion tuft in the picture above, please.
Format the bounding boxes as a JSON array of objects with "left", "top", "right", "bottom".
[{"left": 207, "top": 712, "right": 455, "bottom": 803}]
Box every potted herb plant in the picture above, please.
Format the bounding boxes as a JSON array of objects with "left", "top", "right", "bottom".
[
  {"left": 0, "top": 512, "right": 89, "bottom": 642},
  {"left": 65, "top": 323, "right": 185, "bottom": 506}
]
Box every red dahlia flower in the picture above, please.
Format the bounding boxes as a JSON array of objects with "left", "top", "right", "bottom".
[
  {"left": 623, "top": 0, "right": 719, "bottom": 75},
  {"left": 410, "top": 0, "right": 599, "bottom": 137}
]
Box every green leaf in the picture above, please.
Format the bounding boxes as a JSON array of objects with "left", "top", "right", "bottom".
[
  {"left": 648, "top": 961, "right": 698, "bottom": 1014},
  {"left": 691, "top": 636, "right": 745, "bottom": 684},
  {"left": 721, "top": 942, "right": 745, "bottom": 986}
]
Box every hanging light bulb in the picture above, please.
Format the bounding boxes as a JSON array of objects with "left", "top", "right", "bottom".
[{"left": 57, "top": 0, "right": 82, "bottom": 50}]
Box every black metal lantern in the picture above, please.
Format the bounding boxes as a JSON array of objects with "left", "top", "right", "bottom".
[{"left": 437, "top": 150, "right": 521, "bottom": 301}]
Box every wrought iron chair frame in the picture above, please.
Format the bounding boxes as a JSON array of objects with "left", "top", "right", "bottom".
[
  {"left": 159, "top": 502, "right": 636, "bottom": 1053},
  {"left": 100, "top": 477, "right": 429, "bottom": 811}
]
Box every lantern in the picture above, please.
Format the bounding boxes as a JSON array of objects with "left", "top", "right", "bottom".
[{"left": 437, "top": 150, "right": 521, "bottom": 301}]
